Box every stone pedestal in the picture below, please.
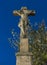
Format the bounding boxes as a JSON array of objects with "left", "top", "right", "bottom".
[
  {"left": 16, "top": 52, "right": 32, "bottom": 65},
  {"left": 16, "top": 38, "right": 32, "bottom": 65}
]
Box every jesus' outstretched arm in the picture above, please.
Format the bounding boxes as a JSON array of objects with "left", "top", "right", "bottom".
[
  {"left": 26, "top": 10, "right": 36, "bottom": 16},
  {"left": 13, "top": 10, "right": 21, "bottom": 16}
]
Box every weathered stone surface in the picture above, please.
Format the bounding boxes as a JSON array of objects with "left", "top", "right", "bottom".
[
  {"left": 16, "top": 52, "right": 32, "bottom": 56},
  {"left": 16, "top": 55, "right": 32, "bottom": 65},
  {"left": 16, "top": 38, "right": 32, "bottom": 65},
  {"left": 20, "top": 38, "right": 29, "bottom": 52},
  {"left": 16, "top": 52, "right": 32, "bottom": 65}
]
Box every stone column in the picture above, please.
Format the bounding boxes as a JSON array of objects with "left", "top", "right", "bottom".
[
  {"left": 20, "top": 38, "right": 29, "bottom": 52},
  {"left": 16, "top": 38, "right": 32, "bottom": 65}
]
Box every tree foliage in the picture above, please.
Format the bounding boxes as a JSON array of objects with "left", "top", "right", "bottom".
[{"left": 29, "top": 21, "right": 47, "bottom": 65}]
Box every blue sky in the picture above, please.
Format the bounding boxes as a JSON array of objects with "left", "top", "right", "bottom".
[{"left": 0, "top": 0, "right": 47, "bottom": 65}]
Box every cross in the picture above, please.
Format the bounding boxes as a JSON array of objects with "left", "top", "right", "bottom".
[{"left": 13, "top": 7, "right": 36, "bottom": 38}]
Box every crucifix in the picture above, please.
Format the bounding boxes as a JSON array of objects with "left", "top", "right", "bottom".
[{"left": 13, "top": 7, "right": 36, "bottom": 38}]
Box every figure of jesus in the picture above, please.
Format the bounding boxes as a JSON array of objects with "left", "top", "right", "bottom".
[{"left": 13, "top": 7, "right": 36, "bottom": 38}]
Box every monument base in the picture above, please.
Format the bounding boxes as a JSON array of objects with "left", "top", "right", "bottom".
[{"left": 16, "top": 52, "right": 32, "bottom": 65}]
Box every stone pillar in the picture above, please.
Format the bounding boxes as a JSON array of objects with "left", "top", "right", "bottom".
[
  {"left": 20, "top": 38, "right": 29, "bottom": 52},
  {"left": 16, "top": 38, "right": 32, "bottom": 65},
  {"left": 16, "top": 53, "right": 32, "bottom": 65}
]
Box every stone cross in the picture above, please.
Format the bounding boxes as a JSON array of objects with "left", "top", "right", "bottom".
[
  {"left": 13, "top": 7, "right": 36, "bottom": 65},
  {"left": 13, "top": 7, "right": 36, "bottom": 38}
]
